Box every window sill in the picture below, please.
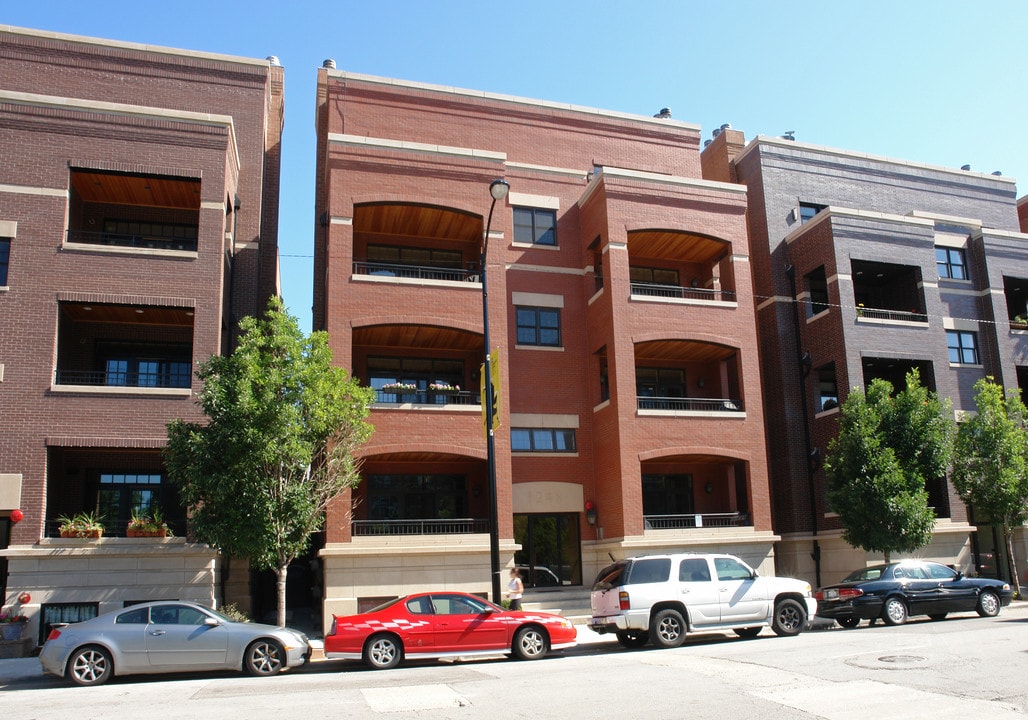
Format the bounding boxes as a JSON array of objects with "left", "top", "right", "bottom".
[
  {"left": 948, "top": 363, "right": 983, "bottom": 369},
  {"left": 49, "top": 384, "right": 192, "bottom": 398},
  {"left": 511, "top": 242, "right": 559, "bottom": 251},
  {"left": 514, "top": 344, "right": 564, "bottom": 352},
  {"left": 806, "top": 309, "right": 830, "bottom": 323},
  {"left": 511, "top": 452, "right": 579, "bottom": 458},
  {"left": 815, "top": 407, "right": 840, "bottom": 419}
]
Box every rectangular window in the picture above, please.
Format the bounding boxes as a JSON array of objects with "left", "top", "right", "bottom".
[
  {"left": 513, "top": 207, "right": 557, "bottom": 246},
  {"left": 642, "top": 474, "right": 694, "bottom": 516},
  {"left": 799, "top": 202, "right": 826, "bottom": 224},
  {"left": 0, "top": 238, "right": 9, "bottom": 285},
  {"left": 947, "top": 330, "right": 979, "bottom": 365},
  {"left": 629, "top": 267, "right": 680, "bottom": 286},
  {"left": 936, "top": 247, "right": 967, "bottom": 280},
  {"left": 97, "top": 472, "right": 169, "bottom": 535},
  {"left": 511, "top": 428, "right": 577, "bottom": 453},
  {"left": 516, "top": 306, "right": 561, "bottom": 346},
  {"left": 367, "top": 474, "right": 467, "bottom": 520},
  {"left": 367, "top": 357, "right": 464, "bottom": 404},
  {"left": 805, "top": 266, "right": 829, "bottom": 316},
  {"left": 817, "top": 364, "right": 838, "bottom": 412},
  {"left": 40, "top": 603, "right": 99, "bottom": 645},
  {"left": 101, "top": 220, "right": 198, "bottom": 252},
  {"left": 636, "top": 368, "right": 685, "bottom": 398}
]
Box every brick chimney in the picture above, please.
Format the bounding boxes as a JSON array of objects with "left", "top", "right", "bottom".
[{"left": 700, "top": 125, "right": 746, "bottom": 185}]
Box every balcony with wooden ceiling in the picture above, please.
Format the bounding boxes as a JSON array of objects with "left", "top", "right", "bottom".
[{"left": 65, "top": 169, "right": 201, "bottom": 254}]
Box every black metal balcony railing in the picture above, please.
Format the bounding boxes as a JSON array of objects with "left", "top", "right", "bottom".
[
  {"left": 352, "top": 518, "right": 490, "bottom": 536},
  {"left": 644, "top": 512, "right": 751, "bottom": 529},
  {"left": 375, "top": 389, "right": 480, "bottom": 405},
  {"left": 630, "top": 282, "right": 736, "bottom": 302},
  {"left": 54, "top": 370, "right": 191, "bottom": 389},
  {"left": 67, "top": 229, "right": 197, "bottom": 252},
  {"left": 353, "top": 261, "right": 480, "bottom": 283},
  {"left": 855, "top": 307, "right": 928, "bottom": 323},
  {"left": 638, "top": 396, "right": 743, "bottom": 412}
]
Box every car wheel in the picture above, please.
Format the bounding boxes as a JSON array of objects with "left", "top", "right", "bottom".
[
  {"left": 976, "top": 590, "right": 1001, "bottom": 617},
  {"left": 928, "top": 613, "right": 948, "bottom": 621},
  {"left": 733, "top": 627, "right": 762, "bottom": 638},
  {"left": 512, "top": 626, "right": 549, "bottom": 660},
  {"left": 244, "top": 639, "right": 285, "bottom": 676},
  {"left": 650, "top": 608, "right": 687, "bottom": 648},
  {"left": 364, "top": 634, "right": 403, "bottom": 670},
  {"left": 771, "top": 598, "right": 806, "bottom": 636},
  {"left": 615, "top": 630, "right": 649, "bottom": 648},
  {"left": 67, "top": 646, "right": 113, "bottom": 686},
  {"left": 882, "top": 597, "right": 908, "bottom": 625},
  {"left": 837, "top": 616, "right": 861, "bottom": 628}
]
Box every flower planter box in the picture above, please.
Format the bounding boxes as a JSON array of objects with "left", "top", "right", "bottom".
[
  {"left": 127, "top": 528, "right": 168, "bottom": 538},
  {"left": 60, "top": 529, "right": 103, "bottom": 539}
]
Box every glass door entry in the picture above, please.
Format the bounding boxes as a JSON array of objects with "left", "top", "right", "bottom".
[{"left": 513, "top": 513, "right": 582, "bottom": 588}]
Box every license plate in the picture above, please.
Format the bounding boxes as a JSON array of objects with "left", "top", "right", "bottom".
[{"left": 825, "top": 589, "right": 839, "bottom": 600}]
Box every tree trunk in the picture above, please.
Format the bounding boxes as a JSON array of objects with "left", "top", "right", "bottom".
[
  {"left": 276, "top": 564, "right": 289, "bottom": 628},
  {"left": 883, "top": 550, "right": 891, "bottom": 563},
  {"left": 1004, "top": 525, "right": 1022, "bottom": 599}
]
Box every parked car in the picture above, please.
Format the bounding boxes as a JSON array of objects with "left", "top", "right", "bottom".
[
  {"left": 814, "top": 560, "right": 1013, "bottom": 627},
  {"left": 588, "top": 553, "right": 816, "bottom": 648},
  {"left": 324, "top": 591, "right": 577, "bottom": 669},
  {"left": 39, "top": 601, "right": 311, "bottom": 686}
]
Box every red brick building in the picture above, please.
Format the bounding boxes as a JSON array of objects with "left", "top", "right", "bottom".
[
  {"left": 0, "top": 26, "right": 283, "bottom": 645},
  {"left": 314, "top": 69, "right": 774, "bottom": 615}
]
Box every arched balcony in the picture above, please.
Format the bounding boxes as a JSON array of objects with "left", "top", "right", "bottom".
[
  {"left": 627, "top": 229, "right": 734, "bottom": 303},
  {"left": 351, "top": 202, "right": 483, "bottom": 284}
]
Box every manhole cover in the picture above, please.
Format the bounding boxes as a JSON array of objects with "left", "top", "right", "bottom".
[{"left": 878, "top": 655, "right": 926, "bottom": 663}]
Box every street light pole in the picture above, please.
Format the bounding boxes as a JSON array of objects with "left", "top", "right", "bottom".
[{"left": 482, "top": 178, "right": 509, "bottom": 604}]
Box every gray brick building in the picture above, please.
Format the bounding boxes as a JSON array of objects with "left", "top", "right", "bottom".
[{"left": 703, "top": 130, "right": 1028, "bottom": 587}]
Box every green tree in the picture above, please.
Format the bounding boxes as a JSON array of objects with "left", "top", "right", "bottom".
[
  {"left": 952, "top": 377, "right": 1028, "bottom": 598},
  {"left": 825, "top": 369, "right": 954, "bottom": 562},
  {"left": 164, "top": 298, "right": 375, "bottom": 626}
]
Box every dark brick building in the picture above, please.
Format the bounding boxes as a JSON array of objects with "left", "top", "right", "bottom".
[
  {"left": 702, "top": 130, "right": 1028, "bottom": 586},
  {"left": 0, "top": 26, "right": 283, "bottom": 645},
  {"left": 314, "top": 70, "right": 774, "bottom": 616}
]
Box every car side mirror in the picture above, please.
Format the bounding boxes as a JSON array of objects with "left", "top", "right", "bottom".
[
  {"left": 954, "top": 571, "right": 964, "bottom": 580},
  {"left": 204, "top": 617, "right": 221, "bottom": 626}
]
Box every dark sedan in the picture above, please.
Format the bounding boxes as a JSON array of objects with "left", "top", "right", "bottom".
[{"left": 815, "top": 560, "right": 1013, "bottom": 627}]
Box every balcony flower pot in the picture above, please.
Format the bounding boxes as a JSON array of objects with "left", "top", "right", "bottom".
[
  {"left": 57, "top": 511, "right": 105, "bottom": 539},
  {"left": 127, "top": 527, "right": 168, "bottom": 538},
  {"left": 127, "top": 509, "right": 171, "bottom": 538}
]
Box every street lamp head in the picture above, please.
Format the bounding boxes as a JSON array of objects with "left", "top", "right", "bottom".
[{"left": 489, "top": 178, "right": 510, "bottom": 202}]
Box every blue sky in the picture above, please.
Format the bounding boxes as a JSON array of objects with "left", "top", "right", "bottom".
[{"left": 7, "top": 1, "right": 1027, "bottom": 332}]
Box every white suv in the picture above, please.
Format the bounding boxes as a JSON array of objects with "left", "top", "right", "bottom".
[{"left": 589, "top": 553, "right": 816, "bottom": 648}]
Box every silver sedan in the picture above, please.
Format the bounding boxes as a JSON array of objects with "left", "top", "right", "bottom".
[{"left": 39, "top": 601, "right": 311, "bottom": 686}]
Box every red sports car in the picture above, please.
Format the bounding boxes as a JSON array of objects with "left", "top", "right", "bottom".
[{"left": 324, "top": 591, "right": 577, "bottom": 669}]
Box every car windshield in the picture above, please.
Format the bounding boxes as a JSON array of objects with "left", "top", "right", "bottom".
[{"left": 842, "top": 566, "right": 886, "bottom": 582}]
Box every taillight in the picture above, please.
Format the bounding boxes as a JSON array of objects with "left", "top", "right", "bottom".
[
  {"left": 838, "top": 588, "right": 864, "bottom": 599},
  {"left": 813, "top": 591, "right": 824, "bottom": 601},
  {"left": 619, "top": 591, "right": 630, "bottom": 611},
  {"left": 46, "top": 628, "right": 62, "bottom": 641}
]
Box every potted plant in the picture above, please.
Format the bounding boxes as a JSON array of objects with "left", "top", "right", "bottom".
[
  {"left": 428, "top": 382, "right": 460, "bottom": 394},
  {"left": 0, "top": 611, "right": 29, "bottom": 641},
  {"left": 127, "top": 507, "right": 171, "bottom": 538},
  {"left": 57, "top": 511, "right": 104, "bottom": 539},
  {"left": 380, "top": 382, "right": 418, "bottom": 394}
]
